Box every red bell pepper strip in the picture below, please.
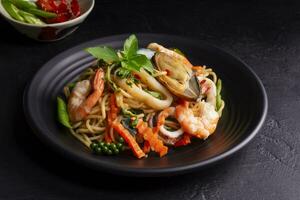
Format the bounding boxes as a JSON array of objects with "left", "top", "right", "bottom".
[
  {"left": 112, "top": 121, "right": 145, "bottom": 159},
  {"left": 143, "top": 141, "right": 151, "bottom": 154},
  {"left": 136, "top": 120, "right": 168, "bottom": 157},
  {"left": 174, "top": 133, "right": 191, "bottom": 147}
]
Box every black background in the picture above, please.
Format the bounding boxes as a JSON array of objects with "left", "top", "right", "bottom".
[{"left": 1, "top": 0, "right": 300, "bottom": 199}]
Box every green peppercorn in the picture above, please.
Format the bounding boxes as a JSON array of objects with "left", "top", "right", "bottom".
[
  {"left": 106, "top": 142, "right": 111, "bottom": 147},
  {"left": 102, "top": 146, "right": 109, "bottom": 153},
  {"left": 116, "top": 143, "right": 123, "bottom": 149},
  {"left": 107, "top": 149, "right": 113, "bottom": 155},
  {"left": 94, "top": 147, "right": 102, "bottom": 154},
  {"left": 118, "top": 137, "right": 125, "bottom": 143},
  {"left": 110, "top": 143, "right": 117, "bottom": 150},
  {"left": 90, "top": 142, "right": 97, "bottom": 150},
  {"left": 98, "top": 142, "right": 105, "bottom": 147},
  {"left": 113, "top": 148, "right": 120, "bottom": 155}
]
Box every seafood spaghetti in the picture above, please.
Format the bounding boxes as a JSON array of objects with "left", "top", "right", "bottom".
[{"left": 57, "top": 34, "right": 225, "bottom": 158}]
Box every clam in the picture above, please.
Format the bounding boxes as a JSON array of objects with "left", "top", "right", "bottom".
[{"left": 148, "top": 43, "right": 201, "bottom": 100}]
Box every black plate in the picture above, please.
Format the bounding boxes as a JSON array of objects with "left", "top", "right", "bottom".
[{"left": 23, "top": 34, "right": 268, "bottom": 176}]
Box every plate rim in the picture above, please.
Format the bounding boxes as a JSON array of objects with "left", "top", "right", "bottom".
[{"left": 23, "top": 33, "right": 268, "bottom": 176}]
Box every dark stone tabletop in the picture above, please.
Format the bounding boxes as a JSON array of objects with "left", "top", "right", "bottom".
[{"left": 0, "top": 0, "right": 299, "bottom": 199}]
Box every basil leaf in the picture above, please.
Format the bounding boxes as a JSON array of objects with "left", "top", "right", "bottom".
[
  {"left": 57, "top": 97, "right": 72, "bottom": 128},
  {"left": 130, "top": 54, "right": 153, "bottom": 73},
  {"left": 85, "top": 46, "right": 119, "bottom": 63},
  {"left": 124, "top": 34, "right": 138, "bottom": 59},
  {"left": 117, "top": 67, "right": 130, "bottom": 78},
  {"left": 121, "top": 60, "right": 140, "bottom": 72}
]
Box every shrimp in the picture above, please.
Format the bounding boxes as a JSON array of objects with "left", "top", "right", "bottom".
[
  {"left": 175, "top": 101, "right": 219, "bottom": 139},
  {"left": 68, "top": 69, "right": 105, "bottom": 122}
]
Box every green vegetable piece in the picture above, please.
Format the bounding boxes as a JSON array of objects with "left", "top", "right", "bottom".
[
  {"left": 122, "top": 54, "right": 153, "bottom": 73},
  {"left": 57, "top": 97, "right": 72, "bottom": 128},
  {"left": 113, "top": 148, "right": 120, "bottom": 155},
  {"left": 124, "top": 34, "right": 138, "bottom": 59},
  {"left": 102, "top": 146, "right": 109, "bottom": 153},
  {"left": 116, "top": 143, "right": 123, "bottom": 149},
  {"left": 98, "top": 142, "right": 105, "bottom": 147},
  {"left": 1, "top": 0, "right": 24, "bottom": 22},
  {"left": 10, "top": 0, "right": 37, "bottom": 10},
  {"left": 90, "top": 142, "right": 97, "bottom": 150},
  {"left": 105, "top": 64, "right": 119, "bottom": 91},
  {"left": 85, "top": 46, "right": 120, "bottom": 63},
  {"left": 28, "top": 8, "right": 56, "bottom": 18},
  {"left": 110, "top": 143, "right": 117, "bottom": 150},
  {"left": 18, "top": 10, "right": 44, "bottom": 25},
  {"left": 217, "top": 79, "right": 222, "bottom": 94},
  {"left": 216, "top": 94, "right": 222, "bottom": 110},
  {"left": 216, "top": 79, "right": 222, "bottom": 110},
  {"left": 116, "top": 67, "right": 131, "bottom": 78},
  {"left": 107, "top": 149, "right": 113, "bottom": 155},
  {"left": 95, "top": 147, "right": 102, "bottom": 154},
  {"left": 131, "top": 118, "right": 138, "bottom": 128},
  {"left": 68, "top": 82, "right": 76, "bottom": 90},
  {"left": 118, "top": 137, "right": 125, "bottom": 143},
  {"left": 131, "top": 54, "right": 154, "bottom": 73}
]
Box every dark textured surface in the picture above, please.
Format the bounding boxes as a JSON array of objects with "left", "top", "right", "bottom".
[{"left": 0, "top": 0, "right": 299, "bottom": 199}]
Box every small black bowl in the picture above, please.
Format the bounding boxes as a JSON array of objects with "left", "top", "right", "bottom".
[{"left": 23, "top": 33, "right": 268, "bottom": 177}]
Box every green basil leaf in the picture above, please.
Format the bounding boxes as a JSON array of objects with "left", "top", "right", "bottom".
[
  {"left": 85, "top": 46, "right": 119, "bottom": 63},
  {"left": 130, "top": 54, "right": 154, "bottom": 73},
  {"left": 124, "top": 34, "right": 138, "bottom": 58},
  {"left": 117, "top": 67, "right": 131, "bottom": 78},
  {"left": 57, "top": 97, "right": 72, "bottom": 128},
  {"left": 121, "top": 60, "right": 141, "bottom": 72}
]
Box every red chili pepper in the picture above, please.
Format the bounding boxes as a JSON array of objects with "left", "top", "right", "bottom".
[
  {"left": 37, "top": 0, "right": 55, "bottom": 12},
  {"left": 46, "top": 12, "right": 71, "bottom": 23},
  {"left": 143, "top": 141, "right": 151, "bottom": 154},
  {"left": 174, "top": 134, "right": 191, "bottom": 147},
  {"left": 37, "top": 0, "right": 81, "bottom": 23},
  {"left": 71, "top": 0, "right": 80, "bottom": 17}
]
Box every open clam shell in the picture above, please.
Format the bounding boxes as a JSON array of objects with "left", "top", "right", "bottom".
[{"left": 153, "top": 51, "right": 201, "bottom": 100}]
